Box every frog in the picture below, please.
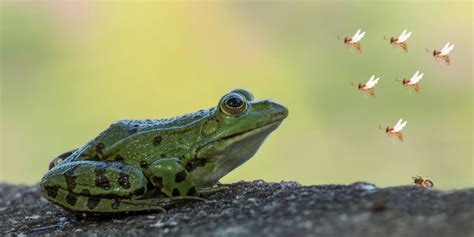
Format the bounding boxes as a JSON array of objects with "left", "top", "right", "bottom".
[{"left": 40, "top": 89, "right": 288, "bottom": 213}]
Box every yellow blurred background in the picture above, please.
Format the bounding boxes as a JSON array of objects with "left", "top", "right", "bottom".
[{"left": 1, "top": 1, "right": 472, "bottom": 188}]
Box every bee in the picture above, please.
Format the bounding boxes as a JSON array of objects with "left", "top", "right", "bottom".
[
  {"left": 401, "top": 70, "right": 424, "bottom": 94},
  {"left": 412, "top": 176, "right": 434, "bottom": 188},
  {"left": 385, "top": 29, "right": 412, "bottom": 52},
  {"left": 427, "top": 42, "right": 455, "bottom": 65},
  {"left": 385, "top": 118, "right": 407, "bottom": 142},
  {"left": 354, "top": 75, "right": 380, "bottom": 98},
  {"left": 338, "top": 29, "right": 366, "bottom": 52}
]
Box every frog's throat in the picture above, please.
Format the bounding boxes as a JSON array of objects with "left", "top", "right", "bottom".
[{"left": 192, "top": 120, "right": 283, "bottom": 187}]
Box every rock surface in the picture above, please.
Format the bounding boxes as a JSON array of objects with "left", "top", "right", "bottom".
[{"left": 1, "top": 181, "right": 473, "bottom": 237}]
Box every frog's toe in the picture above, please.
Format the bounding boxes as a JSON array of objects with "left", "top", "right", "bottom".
[{"left": 198, "top": 185, "right": 229, "bottom": 197}]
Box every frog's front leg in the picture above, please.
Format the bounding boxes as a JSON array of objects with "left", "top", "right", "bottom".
[
  {"left": 143, "top": 157, "right": 226, "bottom": 198},
  {"left": 40, "top": 160, "right": 165, "bottom": 213},
  {"left": 144, "top": 158, "right": 199, "bottom": 197}
]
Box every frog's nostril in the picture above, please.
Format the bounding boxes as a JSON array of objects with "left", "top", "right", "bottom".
[{"left": 270, "top": 102, "right": 288, "bottom": 119}]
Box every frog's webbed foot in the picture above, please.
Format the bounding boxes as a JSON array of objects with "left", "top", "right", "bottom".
[
  {"left": 119, "top": 199, "right": 168, "bottom": 213},
  {"left": 158, "top": 196, "right": 207, "bottom": 203},
  {"left": 140, "top": 196, "right": 207, "bottom": 211},
  {"left": 115, "top": 196, "right": 206, "bottom": 214}
]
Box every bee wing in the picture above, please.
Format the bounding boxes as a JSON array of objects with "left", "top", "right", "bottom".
[
  {"left": 352, "top": 29, "right": 365, "bottom": 42},
  {"left": 440, "top": 43, "right": 454, "bottom": 56},
  {"left": 366, "top": 76, "right": 379, "bottom": 89},
  {"left": 352, "top": 29, "right": 361, "bottom": 39},
  {"left": 373, "top": 77, "right": 380, "bottom": 85},
  {"left": 439, "top": 42, "right": 450, "bottom": 55},
  {"left": 394, "top": 120, "right": 407, "bottom": 132},
  {"left": 409, "top": 70, "right": 420, "bottom": 84},
  {"left": 398, "top": 29, "right": 407, "bottom": 39},
  {"left": 416, "top": 73, "right": 424, "bottom": 83},
  {"left": 394, "top": 118, "right": 403, "bottom": 129},
  {"left": 398, "top": 30, "right": 412, "bottom": 43},
  {"left": 366, "top": 75, "right": 375, "bottom": 85}
]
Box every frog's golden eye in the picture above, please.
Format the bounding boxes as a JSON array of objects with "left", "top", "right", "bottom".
[{"left": 220, "top": 93, "right": 247, "bottom": 115}]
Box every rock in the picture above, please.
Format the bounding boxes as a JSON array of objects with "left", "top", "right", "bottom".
[{"left": 0, "top": 181, "right": 473, "bottom": 237}]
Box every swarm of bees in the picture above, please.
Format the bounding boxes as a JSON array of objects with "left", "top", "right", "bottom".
[
  {"left": 339, "top": 29, "right": 455, "bottom": 65},
  {"left": 340, "top": 28, "right": 455, "bottom": 144},
  {"left": 338, "top": 29, "right": 455, "bottom": 187}
]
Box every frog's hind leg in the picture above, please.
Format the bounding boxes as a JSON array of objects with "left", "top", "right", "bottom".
[
  {"left": 40, "top": 160, "right": 159, "bottom": 213},
  {"left": 88, "top": 195, "right": 206, "bottom": 214},
  {"left": 49, "top": 189, "right": 168, "bottom": 213}
]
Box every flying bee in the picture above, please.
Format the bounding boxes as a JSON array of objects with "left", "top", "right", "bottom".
[
  {"left": 401, "top": 70, "right": 424, "bottom": 94},
  {"left": 338, "top": 29, "right": 366, "bottom": 52},
  {"left": 427, "top": 42, "right": 455, "bottom": 65},
  {"left": 353, "top": 75, "right": 380, "bottom": 98},
  {"left": 412, "top": 176, "right": 434, "bottom": 188},
  {"left": 384, "top": 29, "right": 412, "bottom": 52},
  {"left": 385, "top": 118, "right": 407, "bottom": 142}
]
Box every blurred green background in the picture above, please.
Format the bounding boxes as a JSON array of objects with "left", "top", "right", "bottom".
[{"left": 1, "top": 1, "right": 472, "bottom": 189}]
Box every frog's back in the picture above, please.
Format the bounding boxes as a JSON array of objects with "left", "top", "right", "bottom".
[{"left": 93, "top": 108, "right": 216, "bottom": 145}]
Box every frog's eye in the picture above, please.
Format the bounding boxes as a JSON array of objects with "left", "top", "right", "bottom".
[{"left": 220, "top": 93, "right": 247, "bottom": 115}]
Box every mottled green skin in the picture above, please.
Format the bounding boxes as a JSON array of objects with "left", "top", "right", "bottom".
[{"left": 40, "top": 89, "right": 288, "bottom": 213}]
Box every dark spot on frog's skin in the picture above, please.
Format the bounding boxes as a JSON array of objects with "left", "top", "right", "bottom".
[
  {"left": 95, "top": 168, "right": 110, "bottom": 190},
  {"left": 96, "top": 143, "right": 105, "bottom": 153},
  {"left": 111, "top": 199, "right": 121, "bottom": 209},
  {"left": 187, "top": 187, "right": 197, "bottom": 196},
  {"left": 172, "top": 188, "right": 180, "bottom": 197},
  {"left": 140, "top": 160, "right": 149, "bottom": 169},
  {"left": 87, "top": 197, "right": 101, "bottom": 210},
  {"left": 118, "top": 173, "right": 131, "bottom": 189},
  {"left": 153, "top": 136, "right": 162, "bottom": 145},
  {"left": 64, "top": 165, "right": 79, "bottom": 191},
  {"left": 185, "top": 159, "right": 208, "bottom": 172},
  {"left": 150, "top": 176, "right": 163, "bottom": 188},
  {"left": 134, "top": 124, "right": 139, "bottom": 127},
  {"left": 44, "top": 186, "right": 59, "bottom": 199},
  {"left": 160, "top": 154, "right": 167, "bottom": 158},
  {"left": 174, "top": 170, "right": 187, "bottom": 183},
  {"left": 127, "top": 128, "right": 138, "bottom": 134},
  {"left": 133, "top": 187, "right": 146, "bottom": 197},
  {"left": 66, "top": 192, "right": 78, "bottom": 206},
  {"left": 115, "top": 154, "right": 125, "bottom": 162},
  {"left": 93, "top": 154, "right": 101, "bottom": 161}
]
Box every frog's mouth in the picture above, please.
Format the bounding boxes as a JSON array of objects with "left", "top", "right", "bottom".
[{"left": 192, "top": 120, "right": 283, "bottom": 187}]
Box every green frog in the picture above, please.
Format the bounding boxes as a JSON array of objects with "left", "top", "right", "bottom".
[{"left": 40, "top": 89, "right": 288, "bottom": 213}]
